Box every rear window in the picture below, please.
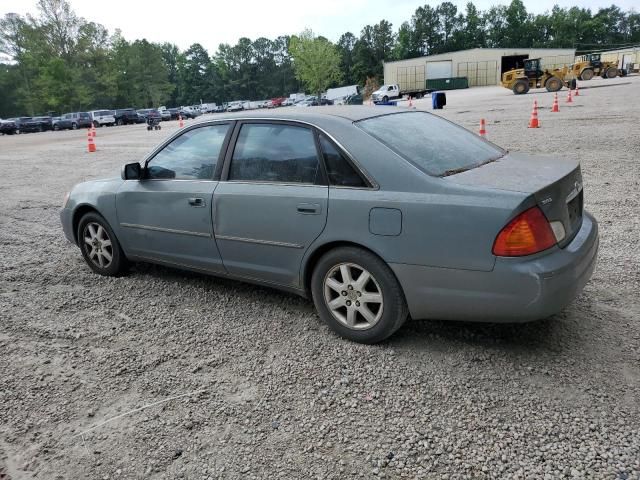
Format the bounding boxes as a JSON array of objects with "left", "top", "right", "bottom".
[{"left": 357, "top": 112, "right": 505, "bottom": 177}]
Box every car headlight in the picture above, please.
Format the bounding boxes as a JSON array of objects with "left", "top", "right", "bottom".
[{"left": 62, "top": 191, "right": 70, "bottom": 208}]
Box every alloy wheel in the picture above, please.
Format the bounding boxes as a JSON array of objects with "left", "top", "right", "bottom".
[
  {"left": 323, "top": 262, "right": 384, "bottom": 330},
  {"left": 83, "top": 222, "right": 113, "bottom": 269}
]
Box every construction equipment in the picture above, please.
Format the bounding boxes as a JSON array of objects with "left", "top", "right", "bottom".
[
  {"left": 501, "top": 58, "right": 576, "bottom": 95},
  {"left": 569, "top": 53, "right": 623, "bottom": 81}
]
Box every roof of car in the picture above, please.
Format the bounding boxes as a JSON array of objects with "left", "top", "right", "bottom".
[{"left": 201, "top": 105, "right": 413, "bottom": 124}]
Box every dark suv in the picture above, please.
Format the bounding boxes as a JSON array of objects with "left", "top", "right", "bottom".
[
  {"left": 12, "top": 117, "right": 44, "bottom": 133},
  {"left": 0, "top": 119, "right": 18, "bottom": 135},
  {"left": 114, "top": 108, "right": 142, "bottom": 125},
  {"left": 56, "top": 112, "right": 92, "bottom": 130}
]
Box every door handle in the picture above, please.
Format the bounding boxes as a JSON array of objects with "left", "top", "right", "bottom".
[
  {"left": 297, "top": 203, "right": 321, "bottom": 215},
  {"left": 188, "top": 197, "right": 205, "bottom": 207}
]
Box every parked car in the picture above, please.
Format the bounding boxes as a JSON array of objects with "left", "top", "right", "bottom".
[
  {"left": 90, "top": 110, "right": 116, "bottom": 127},
  {"left": 114, "top": 108, "right": 141, "bottom": 126},
  {"left": 226, "top": 102, "right": 244, "bottom": 112},
  {"left": 281, "top": 98, "right": 295, "bottom": 107},
  {"left": 137, "top": 109, "right": 162, "bottom": 122},
  {"left": 52, "top": 116, "right": 71, "bottom": 131},
  {"left": 159, "top": 109, "right": 171, "bottom": 121},
  {"left": 0, "top": 118, "right": 17, "bottom": 135},
  {"left": 33, "top": 116, "right": 54, "bottom": 131},
  {"left": 60, "top": 107, "right": 599, "bottom": 344},
  {"left": 12, "top": 117, "right": 44, "bottom": 133},
  {"left": 55, "top": 112, "right": 92, "bottom": 130}
]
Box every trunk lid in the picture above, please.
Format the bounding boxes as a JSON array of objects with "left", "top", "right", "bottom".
[{"left": 444, "top": 153, "right": 584, "bottom": 247}]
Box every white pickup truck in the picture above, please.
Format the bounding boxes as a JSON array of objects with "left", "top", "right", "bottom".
[{"left": 371, "top": 84, "right": 430, "bottom": 103}]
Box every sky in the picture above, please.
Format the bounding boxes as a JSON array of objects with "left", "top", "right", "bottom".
[{"left": 1, "top": 0, "right": 637, "bottom": 53}]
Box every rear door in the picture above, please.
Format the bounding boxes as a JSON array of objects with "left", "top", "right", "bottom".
[
  {"left": 214, "top": 121, "right": 328, "bottom": 288},
  {"left": 116, "top": 123, "right": 232, "bottom": 272}
]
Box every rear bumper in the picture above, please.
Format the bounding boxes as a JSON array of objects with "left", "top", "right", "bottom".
[{"left": 391, "top": 211, "right": 599, "bottom": 322}]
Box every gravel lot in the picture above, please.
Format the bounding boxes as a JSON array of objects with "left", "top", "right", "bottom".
[{"left": 1, "top": 76, "right": 639, "bottom": 479}]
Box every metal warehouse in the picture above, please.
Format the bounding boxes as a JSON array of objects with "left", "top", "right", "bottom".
[{"left": 383, "top": 48, "right": 576, "bottom": 89}]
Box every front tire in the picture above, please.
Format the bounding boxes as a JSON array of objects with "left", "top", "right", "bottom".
[
  {"left": 71, "top": 122, "right": 77, "bottom": 130},
  {"left": 77, "top": 212, "right": 128, "bottom": 276},
  {"left": 311, "top": 247, "right": 408, "bottom": 344},
  {"left": 605, "top": 67, "right": 617, "bottom": 78}
]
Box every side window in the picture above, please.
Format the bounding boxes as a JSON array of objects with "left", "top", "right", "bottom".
[
  {"left": 319, "top": 135, "right": 366, "bottom": 187},
  {"left": 147, "top": 124, "right": 230, "bottom": 180},
  {"left": 229, "top": 123, "right": 319, "bottom": 184}
]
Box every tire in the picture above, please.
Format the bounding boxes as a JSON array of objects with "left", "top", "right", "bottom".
[
  {"left": 71, "top": 122, "right": 77, "bottom": 130},
  {"left": 580, "top": 68, "right": 594, "bottom": 81},
  {"left": 545, "top": 77, "right": 562, "bottom": 92},
  {"left": 77, "top": 212, "right": 128, "bottom": 276},
  {"left": 38, "top": 125, "right": 44, "bottom": 133},
  {"left": 311, "top": 247, "right": 408, "bottom": 344},
  {"left": 606, "top": 67, "right": 617, "bottom": 79},
  {"left": 512, "top": 79, "right": 530, "bottom": 95},
  {"left": 382, "top": 96, "right": 389, "bottom": 103},
  {"left": 53, "top": 124, "right": 59, "bottom": 131},
  {"left": 116, "top": 119, "right": 124, "bottom": 126}
]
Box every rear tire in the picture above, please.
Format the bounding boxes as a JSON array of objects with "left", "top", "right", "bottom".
[
  {"left": 545, "top": 77, "right": 562, "bottom": 92},
  {"left": 77, "top": 212, "right": 128, "bottom": 277},
  {"left": 580, "top": 68, "right": 594, "bottom": 80},
  {"left": 512, "top": 79, "right": 530, "bottom": 95},
  {"left": 116, "top": 119, "right": 124, "bottom": 126},
  {"left": 311, "top": 247, "right": 408, "bottom": 344},
  {"left": 606, "top": 67, "right": 617, "bottom": 78}
]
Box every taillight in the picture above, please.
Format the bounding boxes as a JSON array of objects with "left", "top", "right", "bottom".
[{"left": 492, "top": 206, "right": 557, "bottom": 257}]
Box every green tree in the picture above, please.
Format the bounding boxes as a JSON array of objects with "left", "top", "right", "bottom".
[{"left": 288, "top": 29, "right": 342, "bottom": 99}]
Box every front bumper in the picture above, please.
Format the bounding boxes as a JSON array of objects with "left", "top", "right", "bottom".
[
  {"left": 60, "top": 208, "right": 75, "bottom": 244},
  {"left": 391, "top": 211, "right": 599, "bottom": 322}
]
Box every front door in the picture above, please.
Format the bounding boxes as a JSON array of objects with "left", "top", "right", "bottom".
[
  {"left": 214, "top": 122, "right": 328, "bottom": 287},
  {"left": 116, "top": 123, "right": 232, "bottom": 273}
]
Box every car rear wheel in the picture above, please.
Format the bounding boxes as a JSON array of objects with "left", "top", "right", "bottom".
[
  {"left": 311, "top": 247, "right": 408, "bottom": 344},
  {"left": 78, "top": 212, "right": 128, "bottom": 276}
]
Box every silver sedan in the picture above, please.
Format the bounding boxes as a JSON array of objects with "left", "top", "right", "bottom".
[{"left": 60, "top": 107, "right": 599, "bottom": 343}]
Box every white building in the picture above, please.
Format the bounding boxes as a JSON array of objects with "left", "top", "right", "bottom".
[{"left": 383, "top": 48, "right": 576, "bottom": 89}]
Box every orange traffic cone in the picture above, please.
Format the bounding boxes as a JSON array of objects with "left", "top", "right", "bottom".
[
  {"left": 408, "top": 96, "right": 413, "bottom": 108},
  {"left": 551, "top": 93, "right": 559, "bottom": 112},
  {"left": 91, "top": 124, "right": 96, "bottom": 137},
  {"left": 479, "top": 118, "right": 487, "bottom": 136},
  {"left": 566, "top": 89, "right": 573, "bottom": 103},
  {"left": 528, "top": 100, "right": 540, "bottom": 128},
  {"left": 574, "top": 84, "right": 580, "bottom": 96},
  {"left": 178, "top": 115, "right": 184, "bottom": 128},
  {"left": 87, "top": 129, "right": 96, "bottom": 152}
]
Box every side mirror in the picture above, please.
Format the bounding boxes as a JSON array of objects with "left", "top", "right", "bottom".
[{"left": 121, "top": 162, "right": 142, "bottom": 180}]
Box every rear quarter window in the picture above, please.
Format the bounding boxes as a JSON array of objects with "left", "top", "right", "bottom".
[{"left": 357, "top": 112, "right": 505, "bottom": 177}]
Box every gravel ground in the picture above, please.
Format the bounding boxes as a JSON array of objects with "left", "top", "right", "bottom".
[{"left": 1, "top": 76, "right": 639, "bottom": 480}]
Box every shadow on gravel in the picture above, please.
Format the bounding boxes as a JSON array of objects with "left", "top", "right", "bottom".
[{"left": 130, "top": 262, "right": 580, "bottom": 356}]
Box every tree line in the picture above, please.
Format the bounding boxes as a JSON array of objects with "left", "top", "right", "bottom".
[{"left": 1, "top": 0, "right": 639, "bottom": 117}]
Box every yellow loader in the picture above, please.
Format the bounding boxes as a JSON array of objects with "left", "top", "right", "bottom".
[
  {"left": 569, "top": 53, "right": 623, "bottom": 80},
  {"left": 501, "top": 58, "right": 576, "bottom": 95}
]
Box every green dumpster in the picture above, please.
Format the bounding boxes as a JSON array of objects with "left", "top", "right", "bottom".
[{"left": 426, "top": 77, "right": 469, "bottom": 91}]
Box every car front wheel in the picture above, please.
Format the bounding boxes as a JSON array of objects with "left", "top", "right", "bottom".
[
  {"left": 78, "top": 212, "right": 128, "bottom": 276},
  {"left": 311, "top": 247, "right": 408, "bottom": 344}
]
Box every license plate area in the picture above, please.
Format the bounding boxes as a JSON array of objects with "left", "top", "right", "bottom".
[{"left": 567, "top": 189, "right": 583, "bottom": 233}]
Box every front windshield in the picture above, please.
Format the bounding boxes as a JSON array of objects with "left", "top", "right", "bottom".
[{"left": 357, "top": 111, "right": 505, "bottom": 177}]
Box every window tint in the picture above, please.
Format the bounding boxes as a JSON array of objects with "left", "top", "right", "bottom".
[
  {"left": 357, "top": 112, "right": 505, "bottom": 177},
  {"left": 147, "top": 124, "right": 230, "bottom": 180},
  {"left": 229, "top": 124, "right": 319, "bottom": 184},
  {"left": 319, "top": 135, "right": 366, "bottom": 187}
]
